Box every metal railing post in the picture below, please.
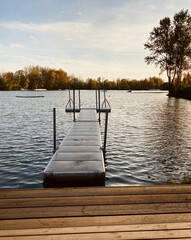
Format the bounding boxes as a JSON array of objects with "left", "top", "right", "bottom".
[
  {"left": 95, "top": 90, "right": 98, "bottom": 110},
  {"left": 69, "top": 89, "right": 71, "bottom": 107},
  {"left": 103, "top": 110, "right": 109, "bottom": 159},
  {"left": 98, "top": 89, "right": 101, "bottom": 123},
  {"left": 53, "top": 108, "right": 56, "bottom": 153},
  {"left": 73, "top": 89, "right": 75, "bottom": 121},
  {"left": 79, "top": 89, "right": 81, "bottom": 109},
  {"left": 104, "top": 89, "right": 106, "bottom": 108}
]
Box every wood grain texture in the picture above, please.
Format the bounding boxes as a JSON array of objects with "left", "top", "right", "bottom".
[
  {"left": 1, "top": 193, "right": 191, "bottom": 209},
  {"left": 2, "top": 185, "right": 191, "bottom": 199},
  {"left": 1, "top": 230, "right": 191, "bottom": 240},
  {"left": 1, "top": 185, "right": 191, "bottom": 239}
]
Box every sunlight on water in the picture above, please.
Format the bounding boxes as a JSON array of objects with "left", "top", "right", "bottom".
[{"left": 0, "top": 90, "right": 191, "bottom": 188}]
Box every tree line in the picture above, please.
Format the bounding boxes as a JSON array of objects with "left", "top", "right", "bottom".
[
  {"left": 0, "top": 65, "right": 169, "bottom": 91},
  {"left": 0, "top": 65, "right": 191, "bottom": 94}
]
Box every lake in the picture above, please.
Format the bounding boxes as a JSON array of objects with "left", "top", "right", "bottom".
[{"left": 0, "top": 90, "right": 191, "bottom": 189}]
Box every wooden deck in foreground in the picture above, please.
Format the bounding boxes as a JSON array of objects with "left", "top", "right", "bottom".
[{"left": 1, "top": 185, "right": 191, "bottom": 239}]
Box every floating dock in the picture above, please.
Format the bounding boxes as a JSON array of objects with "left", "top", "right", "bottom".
[
  {"left": 1, "top": 185, "right": 191, "bottom": 239},
  {"left": 43, "top": 108, "right": 105, "bottom": 187}
]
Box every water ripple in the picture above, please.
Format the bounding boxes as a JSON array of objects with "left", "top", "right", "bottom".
[{"left": 0, "top": 90, "right": 191, "bottom": 188}]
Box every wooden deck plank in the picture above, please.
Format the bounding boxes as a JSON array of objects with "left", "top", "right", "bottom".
[
  {"left": 1, "top": 193, "right": 191, "bottom": 209},
  {"left": 1, "top": 213, "right": 191, "bottom": 230},
  {"left": 1, "top": 202, "right": 191, "bottom": 219},
  {"left": 2, "top": 185, "right": 191, "bottom": 199},
  {"left": 1, "top": 230, "right": 191, "bottom": 240},
  {"left": 2, "top": 186, "right": 191, "bottom": 239},
  {"left": 1, "top": 222, "right": 191, "bottom": 237}
]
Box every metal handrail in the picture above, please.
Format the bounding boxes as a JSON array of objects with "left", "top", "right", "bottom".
[
  {"left": 101, "top": 98, "right": 111, "bottom": 109},
  {"left": 65, "top": 98, "right": 73, "bottom": 109}
]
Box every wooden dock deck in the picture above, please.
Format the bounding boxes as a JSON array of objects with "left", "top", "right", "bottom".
[
  {"left": 1, "top": 185, "right": 191, "bottom": 239},
  {"left": 43, "top": 109, "right": 105, "bottom": 187}
]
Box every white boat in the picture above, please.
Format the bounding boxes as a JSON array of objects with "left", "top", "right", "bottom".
[{"left": 34, "top": 89, "right": 47, "bottom": 91}]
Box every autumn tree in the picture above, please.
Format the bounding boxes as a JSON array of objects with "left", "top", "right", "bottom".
[
  {"left": 26, "top": 66, "right": 42, "bottom": 90},
  {"left": 54, "top": 69, "right": 68, "bottom": 89},
  {"left": 0, "top": 75, "right": 7, "bottom": 90},
  {"left": 86, "top": 78, "right": 98, "bottom": 89},
  {"left": 182, "top": 72, "right": 191, "bottom": 88},
  {"left": 144, "top": 9, "right": 191, "bottom": 95},
  {"left": 40, "top": 67, "right": 55, "bottom": 90},
  {"left": 2, "top": 72, "right": 18, "bottom": 90},
  {"left": 14, "top": 70, "right": 28, "bottom": 89},
  {"left": 173, "top": 10, "right": 191, "bottom": 87}
]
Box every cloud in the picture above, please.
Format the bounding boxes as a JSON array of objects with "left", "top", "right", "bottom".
[
  {"left": 9, "top": 43, "right": 24, "bottom": 49},
  {"left": 0, "top": 3, "right": 165, "bottom": 79},
  {"left": 164, "top": 4, "right": 175, "bottom": 10},
  {"left": 0, "top": 20, "right": 150, "bottom": 53},
  {"left": 0, "top": 21, "right": 90, "bottom": 33},
  {"left": 30, "top": 35, "right": 35, "bottom": 40},
  {"left": 147, "top": 4, "right": 157, "bottom": 10}
]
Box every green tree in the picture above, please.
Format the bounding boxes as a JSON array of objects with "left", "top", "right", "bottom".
[{"left": 144, "top": 9, "right": 191, "bottom": 95}]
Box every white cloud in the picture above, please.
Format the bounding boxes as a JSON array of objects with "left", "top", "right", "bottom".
[
  {"left": 164, "top": 4, "right": 175, "bottom": 10},
  {"left": 9, "top": 44, "right": 24, "bottom": 49},
  {"left": 147, "top": 4, "right": 157, "bottom": 10},
  {"left": 0, "top": 20, "right": 150, "bottom": 53},
  {"left": 0, "top": 21, "right": 90, "bottom": 33},
  {"left": 0, "top": 49, "right": 166, "bottom": 81},
  {"left": 0, "top": 3, "right": 168, "bottom": 80},
  {"left": 117, "top": 14, "right": 126, "bottom": 20}
]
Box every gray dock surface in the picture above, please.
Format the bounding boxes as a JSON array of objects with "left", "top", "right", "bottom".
[{"left": 43, "top": 109, "right": 105, "bottom": 186}]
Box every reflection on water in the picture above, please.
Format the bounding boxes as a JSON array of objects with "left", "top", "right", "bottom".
[
  {"left": 104, "top": 91, "right": 191, "bottom": 186},
  {"left": 145, "top": 97, "right": 191, "bottom": 182},
  {"left": 0, "top": 90, "right": 191, "bottom": 188}
]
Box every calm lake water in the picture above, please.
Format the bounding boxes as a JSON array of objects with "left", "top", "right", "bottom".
[{"left": 0, "top": 90, "right": 191, "bottom": 189}]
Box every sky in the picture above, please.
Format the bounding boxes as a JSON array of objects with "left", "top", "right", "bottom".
[{"left": 0, "top": 0, "right": 191, "bottom": 81}]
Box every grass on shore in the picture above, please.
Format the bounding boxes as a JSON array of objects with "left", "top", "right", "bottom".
[{"left": 165, "top": 174, "right": 191, "bottom": 185}]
